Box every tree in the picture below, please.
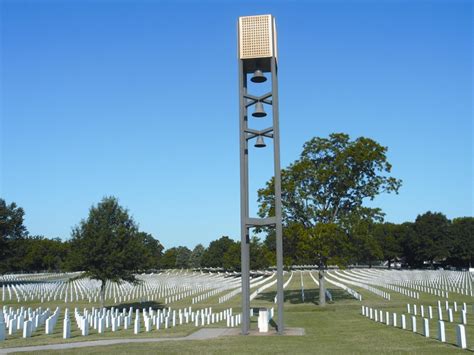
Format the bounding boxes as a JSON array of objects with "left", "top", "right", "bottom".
[
  {"left": 21, "top": 236, "right": 69, "bottom": 272},
  {"left": 399, "top": 222, "right": 420, "bottom": 268},
  {"left": 201, "top": 236, "right": 236, "bottom": 268},
  {"left": 413, "top": 212, "right": 450, "bottom": 267},
  {"left": 258, "top": 133, "right": 401, "bottom": 305},
  {"left": 447, "top": 217, "right": 473, "bottom": 268},
  {"left": 373, "top": 223, "right": 402, "bottom": 268},
  {"left": 349, "top": 218, "right": 382, "bottom": 268},
  {"left": 138, "top": 232, "right": 164, "bottom": 270},
  {"left": 175, "top": 246, "right": 191, "bottom": 269},
  {"left": 159, "top": 248, "right": 178, "bottom": 269},
  {"left": 0, "top": 199, "right": 28, "bottom": 274},
  {"left": 222, "top": 242, "right": 241, "bottom": 271},
  {"left": 189, "top": 244, "right": 206, "bottom": 269},
  {"left": 69, "top": 196, "right": 156, "bottom": 307}
]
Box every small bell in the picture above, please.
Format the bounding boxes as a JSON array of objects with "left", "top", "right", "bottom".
[
  {"left": 252, "top": 101, "right": 267, "bottom": 118},
  {"left": 250, "top": 69, "right": 267, "bottom": 83},
  {"left": 255, "top": 136, "right": 266, "bottom": 148}
]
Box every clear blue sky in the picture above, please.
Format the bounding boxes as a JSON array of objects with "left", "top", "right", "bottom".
[{"left": 1, "top": 0, "right": 472, "bottom": 249}]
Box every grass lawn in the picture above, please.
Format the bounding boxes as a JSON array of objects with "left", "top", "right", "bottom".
[{"left": 1, "top": 271, "right": 472, "bottom": 354}]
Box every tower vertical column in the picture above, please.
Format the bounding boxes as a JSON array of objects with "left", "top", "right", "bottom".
[{"left": 238, "top": 54, "right": 251, "bottom": 335}]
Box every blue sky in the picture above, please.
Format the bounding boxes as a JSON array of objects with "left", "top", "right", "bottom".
[{"left": 1, "top": 0, "right": 472, "bottom": 249}]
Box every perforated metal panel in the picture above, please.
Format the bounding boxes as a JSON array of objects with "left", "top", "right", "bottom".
[{"left": 239, "top": 15, "right": 274, "bottom": 60}]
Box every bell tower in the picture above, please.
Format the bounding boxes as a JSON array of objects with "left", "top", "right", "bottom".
[{"left": 237, "top": 14, "right": 284, "bottom": 335}]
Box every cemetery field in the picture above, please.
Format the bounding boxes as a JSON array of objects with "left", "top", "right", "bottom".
[{"left": 0, "top": 270, "right": 472, "bottom": 354}]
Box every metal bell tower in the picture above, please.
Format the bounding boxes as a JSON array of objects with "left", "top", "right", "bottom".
[{"left": 238, "top": 14, "right": 284, "bottom": 335}]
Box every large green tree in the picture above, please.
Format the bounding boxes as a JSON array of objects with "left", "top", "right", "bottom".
[
  {"left": 447, "top": 217, "right": 473, "bottom": 268},
  {"left": 412, "top": 211, "right": 450, "bottom": 267},
  {"left": 69, "top": 196, "right": 159, "bottom": 307},
  {"left": 0, "top": 199, "right": 28, "bottom": 273},
  {"left": 258, "top": 133, "right": 401, "bottom": 305},
  {"left": 220, "top": 237, "right": 271, "bottom": 271},
  {"left": 160, "top": 247, "right": 178, "bottom": 269},
  {"left": 21, "top": 236, "right": 70, "bottom": 272},
  {"left": 189, "top": 244, "right": 206, "bottom": 269},
  {"left": 175, "top": 246, "right": 192, "bottom": 269},
  {"left": 373, "top": 222, "right": 403, "bottom": 268},
  {"left": 349, "top": 218, "right": 382, "bottom": 268},
  {"left": 138, "top": 232, "right": 164, "bottom": 269},
  {"left": 201, "top": 236, "right": 235, "bottom": 268}
]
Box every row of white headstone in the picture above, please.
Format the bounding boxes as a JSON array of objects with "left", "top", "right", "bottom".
[
  {"left": 328, "top": 271, "right": 391, "bottom": 300},
  {"left": 360, "top": 270, "right": 472, "bottom": 297},
  {"left": 335, "top": 269, "right": 418, "bottom": 300},
  {"left": 406, "top": 301, "right": 470, "bottom": 325},
  {"left": 0, "top": 305, "right": 242, "bottom": 341},
  {"left": 218, "top": 274, "right": 274, "bottom": 304},
  {"left": 361, "top": 305, "right": 468, "bottom": 350},
  {"left": 1, "top": 271, "right": 242, "bottom": 305},
  {"left": 324, "top": 274, "right": 362, "bottom": 301},
  {"left": 0, "top": 306, "right": 60, "bottom": 340}
]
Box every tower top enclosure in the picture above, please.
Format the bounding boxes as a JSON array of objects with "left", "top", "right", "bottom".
[{"left": 238, "top": 14, "right": 277, "bottom": 73}]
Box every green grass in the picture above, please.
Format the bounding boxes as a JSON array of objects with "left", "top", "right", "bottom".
[{"left": 1, "top": 272, "right": 472, "bottom": 354}]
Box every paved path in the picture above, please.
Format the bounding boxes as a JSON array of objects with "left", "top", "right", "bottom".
[{"left": 0, "top": 328, "right": 236, "bottom": 354}]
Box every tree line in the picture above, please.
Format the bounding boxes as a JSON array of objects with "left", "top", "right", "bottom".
[
  {"left": 1, "top": 197, "right": 471, "bottom": 273},
  {"left": 158, "top": 213, "right": 472, "bottom": 271}
]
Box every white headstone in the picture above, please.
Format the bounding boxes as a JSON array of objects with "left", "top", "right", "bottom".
[
  {"left": 98, "top": 317, "right": 105, "bottom": 334},
  {"left": 258, "top": 309, "right": 269, "bottom": 333},
  {"left": 134, "top": 316, "right": 140, "bottom": 334},
  {"left": 0, "top": 321, "right": 5, "bottom": 341},
  {"left": 448, "top": 309, "right": 453, "bottom": 323},
  {"left": 456, "top": 324, "right": 467, "bottom": 349},
  {"left": 437, "top": 321, "right": 446, "bottom": 342},
  {"left": 22, "top": 320, "right": 32, "bottom": 338},
  {"left": 63, "top": 317, "right": 71, "bottom": 339},
  {"left": 411, "top": 316, "right": 417, "bottom": 333},
  {"left": 423, "top": 318, "right": 429, "bottom": 337},
  {"left": 9, "top": 318, "right": 16, "bottom": 335},
  {"left": 82, "top": 317, "right": 89, "bottom": 336}
]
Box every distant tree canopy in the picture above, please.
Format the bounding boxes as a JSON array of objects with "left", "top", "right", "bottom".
[
  {"left": 447, "top": 217, "right": 474, "bottom": 267},
  {"left": 189, "top": 244, "right": 206, "bottom": 268},
  {"left": 201, "top": 236, "right": 235, "bottom": 268}
]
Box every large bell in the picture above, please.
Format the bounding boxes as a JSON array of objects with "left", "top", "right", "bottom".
[
  {"left": 255, "top": 136, "right": 266, "bottom": 148},
  {"left": 252, "top": 101, "right": 267, "bottom": 118},
  {"left": 250, "top": 69, "right": 267, "bottom": 83}
]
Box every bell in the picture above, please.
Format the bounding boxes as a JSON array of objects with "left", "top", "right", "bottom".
[
  {"left": 255, "top": 136, "right": 266, "bottom": 148},
  {"left": 252, "top": 101, "right": 267, "bottom": 118},
  {"left": 250, "top": 69, "right": 267, "bottom": 83}
]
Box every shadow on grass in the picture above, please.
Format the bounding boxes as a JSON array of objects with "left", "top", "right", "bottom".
[{"left": 255, "top": 287, "right": 355, "bottom": 306}]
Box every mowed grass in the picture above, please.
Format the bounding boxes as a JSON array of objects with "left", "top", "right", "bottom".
[{"left": 1, "top": 271, "right": 472, "bottom": 354}]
